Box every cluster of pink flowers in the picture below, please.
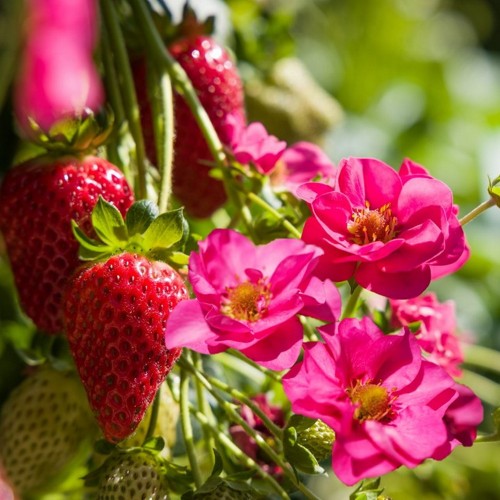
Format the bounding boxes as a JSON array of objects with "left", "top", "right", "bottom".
[
  {"left": 224, "top": 114, "right": 337, "bottom": 194},
  {"left": 14, "top": 0, "right": 103, "bottom": 137},
  {"left": 165, "top": 143, "right": 482, "bottom": 486}
]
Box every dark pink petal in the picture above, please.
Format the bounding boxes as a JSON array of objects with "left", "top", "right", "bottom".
[
  {"left": 337, "top": 157, "right": 402, "bottom": 208},
  {"left": 311, "top": 191, "right": 353, "bottom": 239},
  {"left": 397, "top": 177, "right": 453, "bottom": 224},
  {"left": 299, "top": 277, "right": 342, "bottom": 322},
  {"left": 429, "top": 217, "right": 468, "bottom": 273},
  {"left": 332, "top": 432, "right": 400, "bottom": 486},
  {"left": 365, "top": 406, "right": 448, "bottom": 465},
  {"left": 399, "top": 158, "right": 431, "bottom": 178},
  {"left": 164, "top": 300, "right": 223, "bottom": 353},
  {"left": 296, "top": 181, "right": 335, "bottom": 204},
  {"left": 301, "top": 218, "right": 357, "bottom": 282},
  {"left": 355, "top": 262, "right": 431, "bottom": 299},
  {"left": 378, "top": 220, "right": 445, "bottom": 273},
  {"left": 238, "top": 317, "right": 304, "bottom": 370},
  {"left": 281, "top": 142, "right": 337, "bottom": 191}
]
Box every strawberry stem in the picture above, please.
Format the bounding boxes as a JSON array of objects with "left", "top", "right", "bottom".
[
  {"left": 143, "top": 385, "right": 161, "bottom": 445},
  {"left": 458, "top": 197, "right": 496, "bottom": 226},
  {"left": 180, "top": 363, "right": 203, "bottom": 487},
  {"left": 188, "top": 404, "right": 290, "bottom": 499},
  {"left": 100, "top": 0, "right": 148, "bottom": 200},
  {"left": 128, "top": 0, "right": 227, "bottom": 169},
  {"left": 149, "top": 64, "right": 175, "bottom": 213},
  {"left": 341, "top": 284, "right": 363, "bottom": 320}
]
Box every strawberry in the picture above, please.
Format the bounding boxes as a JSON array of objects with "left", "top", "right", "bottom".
[
  {"left": 64, "top": 198, "right": 188, "bottom": 443},
  {"left": 295, "top": 418, "right": 335, "bottom": 463},
  {"left": 0, "top": 365, "right": 96, "bottom": 496},
  {"left": 132, "top": 10, "right": 246, "bottom": 218},
  {"left": 93, "top": 449, "right": 170, "bottom": 499},
  {"left": 0, "top": 112, "right": 134, "bottom": 334}
]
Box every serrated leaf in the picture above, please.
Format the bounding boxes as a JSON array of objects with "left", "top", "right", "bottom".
[
  {"left": 92, "top": 197, "right": 128, "bottom": 247},
  {"left": 168, "top": 251, "right": 189, "bottom": 266},
  {"left": 142, "top": 208, "right": 185, "bottom": 252},
  {"left": 126, "top": 200, "right": 160, "bottom": 236}
]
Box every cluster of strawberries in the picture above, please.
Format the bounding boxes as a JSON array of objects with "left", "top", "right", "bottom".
[{"left": 0, "top": 4, "right": 248, "bottom": 497}]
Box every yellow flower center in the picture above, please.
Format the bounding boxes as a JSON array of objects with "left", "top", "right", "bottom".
[
  {"left": 347, "top": 381, "right": 396, "bottom": 422},
  {"left": 221, "top": 280, "right": 271, "bottom": 322},
  {"left": 347, "top": 201, "right": 398, "bottom": 245}
]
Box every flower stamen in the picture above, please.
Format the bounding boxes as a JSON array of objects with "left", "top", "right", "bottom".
[
  {"left": 347, "top": 379, "right": 397, "bottom": 422},
  {"left": 221, "top": 279, "right": 272, "bottom": 322},
  {"left": 348, "top": 201, "right": 398, "bottom": 245}
]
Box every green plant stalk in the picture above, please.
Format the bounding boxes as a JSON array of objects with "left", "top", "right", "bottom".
[
  {"left": 225, "top": 349, "right": 283, "bottom": 383},
  {"left": 149, "top": 64, "right": 175, "bottom": 213},
  {"left": 180, "top": 366, "right": 203, "bottom": 487},
  {"left": 189, "top": 403, "right": 289, "bottom": 499},
  {"left": 179, "top": 358, "right": 320, "bottom": 500},
  {"left": 463, "top": 344, "right": 500, "bottom": 375},
  {"left": 100, "top": 30, "right": 133, "bottom": 182},
  {"left": 100, "top": 0, "right": 148, "bottom": 200},
  {"left": 459, "top": 198, "right": 496, "bottom": 226},
  {"left": 128, "top": 0, "right": 226, "bottom": 168},
  {"left": 341, "top": 284, "right": 362, "bottom": 320},
  {"left": 246, "top": 192, "right": 302, "bottom": 238},
  {"left": 475, "top": 431, "right": 500, "bottom": 443},
  {"left": 206, "top": 374, "right": 284, "bottom": 440},
  {"left": 192, "top": 352, "right": 216, "bottom": 465},
  {"left": 0, "top": 0, "right": 25, "bottom": 110},
  {"left": 143, "top": 384, "right": 161, "bottom": 444}
]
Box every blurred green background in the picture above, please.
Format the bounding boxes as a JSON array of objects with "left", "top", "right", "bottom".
[{"left": 1, "top": 0, "right": 500, "bottom": 498}]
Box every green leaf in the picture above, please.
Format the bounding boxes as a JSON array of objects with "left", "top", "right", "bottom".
[
  {"left": 350, "top": 477, "right": 385, "bottom": 500},
  {"left": 142, "top": 208, "right": 185, "bottom": 252},
  {"left": 283, "top": 425, "right": 325, "bottom": 475},
  {"left": 91, "top": 196, "right": 128, "bottom": 247},
  {"left": 168, "top": 251, "right": 189, "bottom": 266},
  {"left": 143, "top": 436, "right": 165, "bottom": 452},
  {"left": 125, "top": 200, "right": 160, "bottom": 236}
]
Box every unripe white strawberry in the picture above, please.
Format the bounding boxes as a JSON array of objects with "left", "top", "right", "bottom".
[
  {"left": 295, "top": 418, "right": 335, "bottom": 462},
  {"left": 0, "top": 365, "right": 97, "bottom": 495},
  {"left": 95, "top": 449, "right": 170, "bottom": 499}
]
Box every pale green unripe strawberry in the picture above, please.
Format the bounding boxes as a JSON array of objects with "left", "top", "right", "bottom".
[
  {"left": 295, "top": 418, "right": 335, "bottom": 463},
  {"left": 95, "top": 449, "right": 170, "bottom": 500},
  {"left": 0, "top": 365, "right": 96, "bottom": 495}
]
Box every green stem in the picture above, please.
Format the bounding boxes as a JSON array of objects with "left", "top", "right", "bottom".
[
  {"left": 192, "top": 353, "right": 216, "bottom": 465},
  {"left": 226, "top": 349, "right": 283, "bottom": 383},
  {"left": 150, "top": 64, "right": 175, "bottom": 213},
  {"left": 0, "top": 0, "right": 24, "bottom": 110},
  {"left": 179, "top": 358, "right": 320, "bottom": 500},
  {"left": 180, "top": 366, "right": 203, "bottom": 487},
  {"left": 128, "top": 0, "right": 226, "bottom": 168},
  {"left": 206, "top": 375, "right": 284, "bottom": 440},
  {"left": 100, "top": 0, "right": 148, "bottom": 200},
  {"left": 463, "top": 344, "right": 500, "bottom": 375},
  {"left": 143, "top": 384, "right": 161, "bottom": 444},
  {"left": 459, "top": 198, "right": 496, "bottom": 226},
  {"left": 188, "top": 404, "right": 289, "bottom": 499},
  {"left": 341, "top": 284, "right": 363, "bottom": 319},
  {"left": 475, "top": 432, "right": 500, "bottom": 443},
  {"left": 100, "top": 30, "right": 133, "bottom": 182},
  {"left": 247, "top": 192, "right": 302, "bottom": 238}
]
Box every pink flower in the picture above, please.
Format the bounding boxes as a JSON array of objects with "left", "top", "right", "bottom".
[
  {"left": 14, "top": 0, "right": 104, "bottom": 136},
  {"left": 390, "top": 293, "right": 464, "bottom": 377},
  {"left": 298, "top": 157, "right": 469, "bottom": 299},
  {"left": 225, "top": 114, "right": 287, "bottom": 174},
  {"left": 164, "top": 229, "right": 341, "bottom": 370},
  {"left": 272, "top": 142, "right": 337, "bottom": 194},
  {"left": 282, "top": 317, "right": 483, "bottom": 486}
]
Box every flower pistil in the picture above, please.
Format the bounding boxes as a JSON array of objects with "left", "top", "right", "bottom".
[
  {"left": 221, "top": 280, "right": 272, "bottom": 322},
  {"left": 347, "top": 380, "right": 397, "bottom": 422}
]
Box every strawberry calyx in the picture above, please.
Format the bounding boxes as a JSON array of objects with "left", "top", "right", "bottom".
[
  {"left": 71, "top": 197, "right": 189, "bottom": 266},
  {"left": 23, "top": 107, "right": 114, "bottom": 155}
]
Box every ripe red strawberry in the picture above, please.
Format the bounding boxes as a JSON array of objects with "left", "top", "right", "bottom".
[
  {"left": 0, "top": 156, "right": 134, "bottom": 334},
  {"left": 64, "top": 198, "right": 188, "bottom": 442},
  {"left": 132, "top": 12, "right": 246, "bottom": 218}
]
